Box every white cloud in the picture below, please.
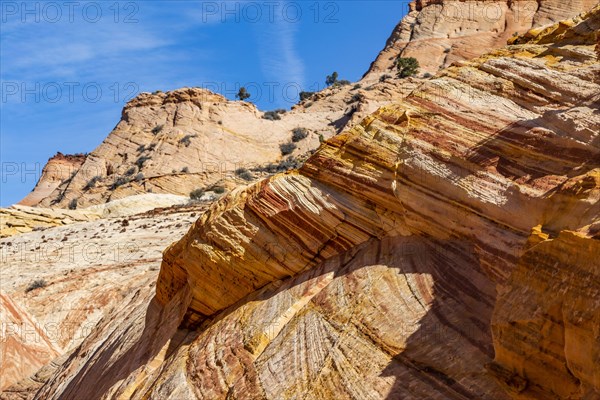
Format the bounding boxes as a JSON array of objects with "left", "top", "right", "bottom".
[{"left": 255, "top": 2, "right": 306, "bottom": 91}]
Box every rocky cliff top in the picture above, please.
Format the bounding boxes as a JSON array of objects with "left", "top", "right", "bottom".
[{"left": 365, "top": 0, "right": 599, "bottom": 78}]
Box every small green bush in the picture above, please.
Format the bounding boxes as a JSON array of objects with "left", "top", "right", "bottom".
[
  {"left": 151, "top": 125, "right": 163, "bottom": 135},
  {"left": 137, "top": 144, "right": 146, "bottom": 152},
  {"left": 190, "top": 189, "right": 204, "bottom": 200},
  {"left": 68, "top": 199, "right": 77, "bottom": 210},
  {"left": 136, "top": 156, "right": 151, "bottom": 168},
  {"left": 280, "top": 142, "right": 297, "bottom": 156},
  {"left": 299, "top": 91, "right": 315, "bottom": 101},
  {"left": 262, "top": 109, "right": 286, "bottom": 121},
  {"left": 179, "top": 134, "right": 197, "bottom": 147},
  {"left": 396, "top": 57, "right": 420, "bottom": 78},
  {"left": 135, "top": 173, "right": 144, "bottom": 182},
  {"left": 239, "top": 171, "right": 253, "bottom": 181},
  {"left": 125, "top": 166, "right": 137, "bottom": 176},
  {"left": 379, "top": 74, "right": 392, "bottom": 82},
  {"left": 348, "top": 93, "right": 365, "bottom": 104},
  {"left": 84, "top": 176, "right": 101, "bottom": 190},
  {"left": 111, "top": 177, "right": 129, "bottom": 190},
  {"left": 212, "top": 186, "right": 225, "bottom": 194},
  {"left": 326, "top": 71, "right": 338, "bottom": 86},
  {"left": 181, "top": 166, "right": 190, "bottom": 173},
  {"left": 292, "top": 128, "right": 309, "bottom": 142},
  {"left": 277, "top": 157, "right": 300, "bottom": 171},
  {"left": 25, "top": 279, "right": 47, "bottom": 293},
  {"left": 352, "top": 84, "right": 362, "bottom": 90},
  {"left": 236, "top": 87, "right": 251, "bottom": 101},
  {"left": 235, "top": 168, "right": 253, "bottom": 181}
]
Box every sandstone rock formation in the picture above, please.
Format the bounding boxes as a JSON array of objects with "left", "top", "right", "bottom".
[
  {"left": 18, "top": 153, "right": 85, "bottom": 207},
  {"left": 0, "top": 294, "right": 60, "bottom": 391},
  {"left": 25, "top": 6, "right": 600, "bottom": 400},
  {"left": 27, "top": 80, "right": 415, "bottom": 211},
  {"left": 0, "top": 201, "right": 208, "bottom": 395},
  {"left": 0, "top": 194, "right": 189, "bottom": 237},
  {"left": 365, "top": 0, "right": 599, "bottom": 77}
]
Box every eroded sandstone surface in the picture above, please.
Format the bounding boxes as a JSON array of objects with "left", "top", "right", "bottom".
[
  {"left": 22, "top": 6, "right": 600, "bottom": 400},
  {"left": 365, "top": 0, "right": 599, "bottom": 77}
]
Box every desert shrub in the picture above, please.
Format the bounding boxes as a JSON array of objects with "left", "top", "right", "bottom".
[
  {"left": 348, "top": 93, "right": 365, "bottom": 104},
  {"left": 352, "top": 84, "right": 362, "bottom": 90},
  {"left": 263, "top": 111, "right": 280, "bottom": 121},
  {"left": 262, "top": 109, "right": 286, "bottom": 121},
  {"left": 125, "top": 166, "right": 137, "bottom": 176},
  {"left": 111, "top": 177, "right": 129, "bottom": 190},
  {"left": 423, "top": 72, "right": 433, "bottom": 78},
  {"left": 291, "top": 128, "right": 309, "bottom": 142},
  {"left": 280, "top": 142, "right": 297, "bottom": 156},
  {"left": 181, "top": 166, "right": 189, "bottom": 173},
  {"left": 68, "top": 199, "right": 77, "bottom": 210},
  {"left": 135, "top": 173, "right": 144, "bottom": 182},
  {"left": 137, "top": 144, "right": 146, "bottom": 152},
  {"left": 136, "top": 156, "right": 151, "bottom": 168},
  {"left": 396, "top": 57, "right": 420, "bottom": 78},
  {"left": 319, "top": 134, "right": 325, "bottom": 143},
  {"left": 211, "top": 185, "right": 225, "bottom": 194},
  {"left": 299, "top": 91, "right": 315, "bottom": 101},
  {"left": 190, "top": 189, "right": 204, "bottom": 200},
  {"left": 260, "top": 163, "right": 279, "bottom": 173},
  {"left": 152, "top": 90, "right": 163, "bottom": 95},
  {"left": 179, "top": 134, "right": 197, "bottom": 147},
  {"left": 336, "top": 79, "right": 351, "bottom": 86},
  {"left": 257, "top": 157, "right": 301, "bottom": 173},
  {"left": 266, "top": 111, "right": 283, "bottom": 120},
  {"left": 235, "top": 168, "right": 253, "bottom": 181},
  {"left": 325, "top": 71, "right": 338, "bottom": 86},
  {"left": 444, "top": 47, "right": 451, "bottom": 53},
  {"left": 147, "top": 143, "right": 157, "bottom": 151},
  {"left": 239, "top": 171, "right": 253, "bottom": 181},
  {"left": 25, "top": 279, "right": 47, "bottom": 293},
  {"left": 379, "top": 74, "right": 392, "bottom": 82},
  {"left": 277, "top": 157, "right": 301, "bottom": 171},
  {"left": 151, "top": 125, "right": 163, "bottom": 135},
  {"left": 84, "top": 175, "right": 101, "bottom": 190},
  {"left": 236, "top": 87, "right": 251, "bottom": 101}
]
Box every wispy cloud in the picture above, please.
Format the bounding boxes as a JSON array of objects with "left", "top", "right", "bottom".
[{"left": 255, "top": 1, "right": 306, "bottom": 94}]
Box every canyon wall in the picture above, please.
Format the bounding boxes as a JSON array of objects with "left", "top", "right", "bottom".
[{"left": 30, "top": 7, "right": 600, "bottom": 399}]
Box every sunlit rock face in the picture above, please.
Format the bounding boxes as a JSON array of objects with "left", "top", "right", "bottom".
[
  {"left": 18, "top": 152, "right": 86, "bottom": 207},
  {"left": 365, "top": 0, "right": 599, "bottom": 77},
  {"left": 26, "top": 7, "right": 600, "bottom": 400},
  {"left": 27, "top": 81, "right": 415, "bottom": 211}
]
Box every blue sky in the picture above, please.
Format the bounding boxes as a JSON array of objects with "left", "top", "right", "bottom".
[{"left": 0, "top": 1, "right": 408, "bottom": 207}]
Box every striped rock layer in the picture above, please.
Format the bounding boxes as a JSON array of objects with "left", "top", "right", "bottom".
[
  {"left": 34, "top": 7, "right": 600, "bottom": 400},
  {"left": 365, "top": 0, "right": 599, "bottom": 76}
]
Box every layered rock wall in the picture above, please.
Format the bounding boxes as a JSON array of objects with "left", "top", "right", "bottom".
[
  {"left": 365, "top": 0, "right": 599, "bottom": 77},
  {"left": 31, "top": 7, "right": 600, "bottom": 399}
]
